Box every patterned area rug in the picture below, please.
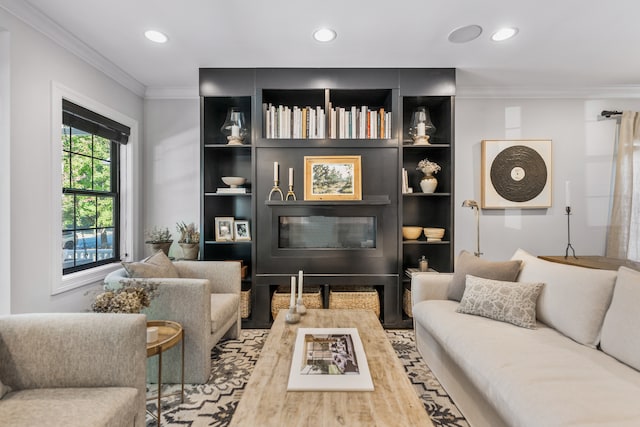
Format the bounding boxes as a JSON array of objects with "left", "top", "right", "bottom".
[{"left": 146, "top": 329, "right": 469, "bottom": 427}]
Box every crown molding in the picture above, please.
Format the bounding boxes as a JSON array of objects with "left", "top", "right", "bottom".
[
  {"left": 0, "top": 0, "right": 145, "bottom": 97},
  {"left": 145, "top": 86, "right": 199, "bottom": 100},
  {"left": 457, "top": 84, "right": 640, "bottom": 99}
]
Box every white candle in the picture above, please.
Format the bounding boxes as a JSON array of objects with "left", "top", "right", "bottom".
[
  {"left": 274, "top": 162, "right": 279, "bottom": 181},
  {"left": 231, "top": 124, "right": 239, "bottom": 137},
  {"left": 298, "top": 270, "right": 303, "bottom": 296},
  {"left": 417, "top": 122, "right": 426, "bottom": 136},
  {"left": 290, "top": 276, "right": 296, "bottom": 307},
  {"left": 565, "top": 181, "right": 571, "bottom": 207},
  {"left": 289, "top": 168, "right": 294, "bottom": 187}
]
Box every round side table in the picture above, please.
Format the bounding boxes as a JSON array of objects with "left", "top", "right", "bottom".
[{"left": 146, "top": 320, "right": 184, "bottom": 425}]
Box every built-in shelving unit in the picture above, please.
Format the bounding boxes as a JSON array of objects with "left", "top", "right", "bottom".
[{"left": 200, "top": 68, "right": 455, "bottom": 328}]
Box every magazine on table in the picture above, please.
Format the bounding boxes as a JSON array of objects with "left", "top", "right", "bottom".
[{"left": 287, "top": 328, "right": 374, "bottom": 391}]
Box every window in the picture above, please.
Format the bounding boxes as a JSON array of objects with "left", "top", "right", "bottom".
[{"left": 61, "top": 100, "right": 130, "bottom": 274}]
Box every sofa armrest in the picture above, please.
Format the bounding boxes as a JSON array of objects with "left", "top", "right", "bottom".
[
  {"left": 0, "top": 313, "right": 146, "bottom": 391},
  {"left": 174, "top": 261, "right": 241, "bottom": 294},
  {"left": 411, "top": 273, "right": 453, "bottom": 307}
]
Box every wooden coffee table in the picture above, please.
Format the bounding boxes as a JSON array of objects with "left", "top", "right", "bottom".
[{"left": 229, "top": 309, "right": 433, "bottom": 426}]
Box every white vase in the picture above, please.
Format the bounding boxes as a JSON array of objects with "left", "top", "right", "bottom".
[{"left": 420, "top": 174, "right": 438, "bottom": 193}]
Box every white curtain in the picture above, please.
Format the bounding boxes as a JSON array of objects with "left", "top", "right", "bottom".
[{"left": 606, "top": 111, "right": 640, "bottom": 261}]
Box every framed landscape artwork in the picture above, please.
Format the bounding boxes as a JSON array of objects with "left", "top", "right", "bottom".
[
  {"left": 304, "top": 156, "right": 362, "bottom": 201},
  {"left": 481, "top": 139, "right": 552, "bottom": 209},
  {"left": 287, "top": 328, "right": 374, "bottom": 391}
]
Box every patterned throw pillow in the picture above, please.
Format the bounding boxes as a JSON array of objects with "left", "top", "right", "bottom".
[
  {"left": 121, "top": 250, "right": 179, "bottom": 278},
  {"left": 456, "top": 275, "right": 544, "bottom": 329}
]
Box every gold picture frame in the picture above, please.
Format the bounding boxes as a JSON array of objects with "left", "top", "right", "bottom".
[
  {"left": 481, "top": 139, "right": 552, "bottom": 209},
  {"left": 304, "top": 156, "right": 362, "bottom": 201}
]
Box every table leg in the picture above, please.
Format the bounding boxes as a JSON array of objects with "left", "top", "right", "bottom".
[
  {"left": 157, "top": 350, "right": 162, "bottom": 425},
  {"left": 181, "top": 332, "right": 185, "bottom": 403}
]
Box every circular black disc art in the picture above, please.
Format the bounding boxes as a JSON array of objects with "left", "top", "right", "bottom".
[{"left": 490, "top": 145, "right": 547, "bottom": 202}]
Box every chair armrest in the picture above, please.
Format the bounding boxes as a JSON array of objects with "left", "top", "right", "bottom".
[
  {"left": 174, "top": 261, "right": 241, "bottom": 294},
  {"left": 411, "top": 273, "right": 453, "bottom": 307},
  {"left": 0, "top": 313, "right": 146, "bottom": 391}
]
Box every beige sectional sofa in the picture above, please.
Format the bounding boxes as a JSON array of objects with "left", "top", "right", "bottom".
[
  {"left": 412, "top": 248, "right": 640, "bottom": 427},
  {"left": 0, "top": 313, "right": 147, "bottom": 427}
]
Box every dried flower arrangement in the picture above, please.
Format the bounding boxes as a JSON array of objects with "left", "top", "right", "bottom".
[
  {"left": 145, "top": 226, "right": 172, "bottom": 243},
  {"left": 417, "top": 158, "right": 441, "bottom": 176},
  {"left": 91, "top": 281, "right": 158, "bottom": 314},
  {"left": 176, "top": 221, "right": 200, "bottom": 243}
]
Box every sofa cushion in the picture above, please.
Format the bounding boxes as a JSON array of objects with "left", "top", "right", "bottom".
[
  {"left": 510, "top": 248, "right": 617, "bottom": 348},
  {"left": 210, "top": 293, "right": 240, "bottom": 333},
  {"left": 122, "top": 250, "right": 179, "bottom": 278},
  {"left": 414, "top": 300, "right": 640, "bottom": 427},
  {"left": 0, "top": 387, "right": 139, "bottom": 427},
  {"left": 457, "top": 275, "right": 544, "bottom": 328},
  {"left": 600, "top": 267, "right": 640, "bottom": 371},
  {"left": 447, "top": 250, "right": 522, "bottom": 301}
]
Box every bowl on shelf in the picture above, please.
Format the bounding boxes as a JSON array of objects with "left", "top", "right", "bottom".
[
  {"left": 402, "top": 226, "right": 423, "bottom": 240},
  {"left": 221, "top": 176, "right": 246, "bottom": 188},
  {"left": 423, "top": 227, "right": 445, "bottom": 241}
]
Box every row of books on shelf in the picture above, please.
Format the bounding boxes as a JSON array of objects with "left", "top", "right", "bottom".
[{"left": 262, "top": 103, "right": 392, "bottom": 139}]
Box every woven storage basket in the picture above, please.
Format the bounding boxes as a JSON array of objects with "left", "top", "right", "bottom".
[
  {"left": 403, "top": 288, "right": 413, "bottom": 317},
  {"left": 271, "top": 286, "right": 323, "bottom": 320},
  {"left": 241, "top": 289, "right": 251, "bottom": 319},
  {"left": 328, "top": 287, "right": 380, "bottom": 317}
]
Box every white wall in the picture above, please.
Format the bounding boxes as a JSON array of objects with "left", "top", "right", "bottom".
[
  {"left": 1, "top": 9, "right": 143, "bottom": 313},
  {"left": 455, "top": 97, "right": 640, "bottom": 260},
  {"left": 0, "top": 28, "right": 10, "bottom": 314},
  {"left": 143, "top": 98, "right": 200, "bottom": 258}
]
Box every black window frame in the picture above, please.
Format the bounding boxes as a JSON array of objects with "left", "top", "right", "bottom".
[{"left": 61, "top": 100, "right": 129, "bottom": 275}]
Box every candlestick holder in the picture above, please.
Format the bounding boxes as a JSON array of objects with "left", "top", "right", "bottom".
[
  {"left": 268, "top": 180, "right": 284, "bottom": 201},
  {"left": 285, "top": 305, "right": 300, "bottom": 324},
  {"left": 565, "top": 206, "right": 577, "bottom": 259},
  {"left": 296, "top": 297, "right": 307, "bottom": 315},
  {"left": 286, "top": 185, "right": 297, "bottom": 201}
]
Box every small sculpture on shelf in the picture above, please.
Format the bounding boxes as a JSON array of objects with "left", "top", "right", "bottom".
[
  {"left": 416, "top": 158, "right": 441, "bottom": 193},
  {"left": 268, "top": 161, "right": 284, "bottom": 201}
]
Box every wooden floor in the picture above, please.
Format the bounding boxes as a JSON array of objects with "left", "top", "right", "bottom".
[{"left": 229, "top": 309, "right": 433, "bottom": 427}]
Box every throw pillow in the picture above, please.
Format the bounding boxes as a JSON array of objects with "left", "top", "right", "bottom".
[
  {"left": 122, "top": 250, "right": 179, "bottom": 278},
  {"left": 456, "top": 275, "right": 544, "bottom": 329},
  {"left": 600, "top": 267, "right": 640, "bottom": 371},
  {"left": 511, "top": 248, "right": 617, "bottom": 348},
  {"left": 447, "top": 250, "right": 522, "bottom": 301}
]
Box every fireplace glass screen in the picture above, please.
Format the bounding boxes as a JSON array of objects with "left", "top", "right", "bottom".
[{"left": 279, "top": 216, "right": 376, "bottom": 249}]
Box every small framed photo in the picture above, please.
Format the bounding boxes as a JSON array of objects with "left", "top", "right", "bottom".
[
  {"left": 234, "top": 220, "right": 251, "bottom": 241},
  {"left": 215, "top": 217, "right": 235, "bottom": 241},
  {"left": 304, "top": 155, "right": 362, "bottom": 201}
]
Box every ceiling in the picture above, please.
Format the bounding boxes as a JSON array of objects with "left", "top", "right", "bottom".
[{"left": 6, "top": 0, "right": 640, "bottom": 97}]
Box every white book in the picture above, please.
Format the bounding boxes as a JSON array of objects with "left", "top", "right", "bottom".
[
  {"left": 216, "top": 187, "right": 247, "bottom": 194},
  {"left": 360, "top": 106, "right": 367, "bottom": 138},
  {"left": 351, "top": 106, "right": 357, "bottom": 138}
]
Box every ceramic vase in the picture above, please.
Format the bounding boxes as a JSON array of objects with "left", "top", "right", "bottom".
[
  {"left": 179, "top": 242, "right": 199, "bottom": 260},
  {"left": 420, "top": 174, "right": 438, "bottom": 193}
]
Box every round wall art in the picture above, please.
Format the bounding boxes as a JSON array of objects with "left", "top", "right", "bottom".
[{"left": 481, "top": 140, "right": 552, "bottom": 209}]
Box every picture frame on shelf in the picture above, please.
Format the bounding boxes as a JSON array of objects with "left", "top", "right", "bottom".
[
  {"left": 214, "top": 217, "right": 235, "bottom": 241},
  {"left": 304, "top": 155, "right": 362, "bottom": 201},
  {"left": 234, "top": 220, "right": 251, "bottom": 241},
  {"left": 481, "top": 139, "right": 552, "bottom": 209}
]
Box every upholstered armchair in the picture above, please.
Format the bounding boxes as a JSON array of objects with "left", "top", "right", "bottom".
[
  {"left": 0, "top": 313, "right": 147, "bottom": 427},
  {"left": 104, "top": 256, "right": 242, "bottom": 384}
]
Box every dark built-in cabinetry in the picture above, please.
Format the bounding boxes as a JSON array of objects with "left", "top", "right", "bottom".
[{"left": 200, "top": 68, "right": 455, "bottom": 328}]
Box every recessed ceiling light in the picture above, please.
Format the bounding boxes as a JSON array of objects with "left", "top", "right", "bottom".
[
  {"left": 144, "top": 30, "right": 168, "bottom": 44},
  {"left": 491, "top": 27, "right": 518, "bottom": 42},
  {"left": 313, "top": 28, "right": 337, "bottom": 43},
  {"left": 448, "top": 25, "right": 483, "bottom": 43}
]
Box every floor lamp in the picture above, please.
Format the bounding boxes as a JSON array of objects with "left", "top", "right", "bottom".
[{"left": 462, "top": 200, "right": 482, "bottom": 257}]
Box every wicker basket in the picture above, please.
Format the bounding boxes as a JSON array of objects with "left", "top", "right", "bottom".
[
  {"left": 403, "top": 288, "right": 413, "bottom": 318},
  {"left": 328, "top": 287, "right": 380, "bottom": 317},
  {"left": 271, "top": 286, "right": 323, "bottom": 320},
  {"left": 241, "top": 289, "right": 251, "bottom": 319}
]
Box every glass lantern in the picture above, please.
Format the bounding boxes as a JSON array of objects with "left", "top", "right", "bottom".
[
  {"left": 220, "top": 108, "right": 248, "bottom": 145},
  {"left": 408, "top": 107, "right": 436, "bottom": 145}
]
